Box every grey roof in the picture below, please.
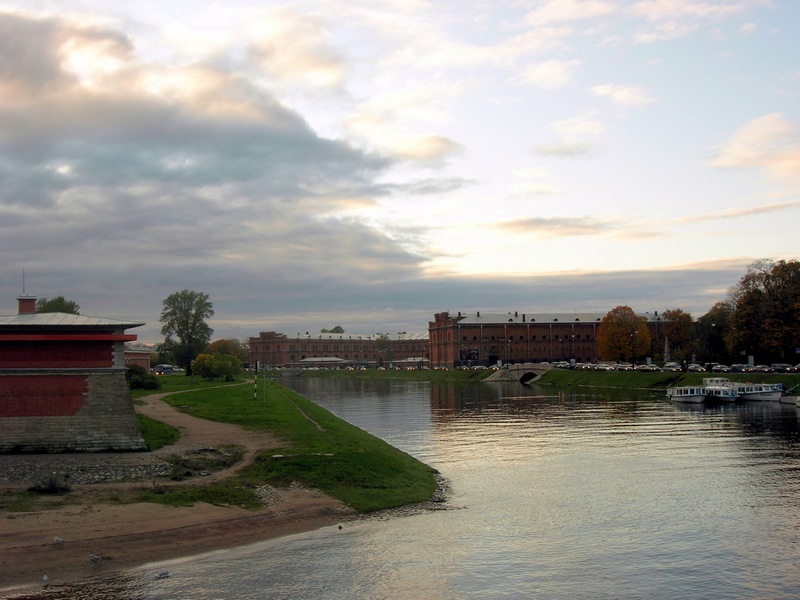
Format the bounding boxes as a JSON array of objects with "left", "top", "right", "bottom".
[
  {"left": 448, "top": 311, "right": 664, "bottom": 324},
  {"left": 0, "top": 312, "right": 144, "bottom": 329},
  {"left": 286, "top": 331, "right": 427, "bottom": 341}
]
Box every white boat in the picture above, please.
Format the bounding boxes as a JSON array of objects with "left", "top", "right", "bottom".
[
  {"left": 703, "top": 385, "right": 738, "bottom": 402},
  {"left": 667, "top": 386, "right": 706, "bottom": 403},
  {"left": 704, "top": 377, "right": 782, "bottom": 402}
]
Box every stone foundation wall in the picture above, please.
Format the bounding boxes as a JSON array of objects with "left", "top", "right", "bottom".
[{"left": 0, "top": 369, "right": 146, "bottom": 453}]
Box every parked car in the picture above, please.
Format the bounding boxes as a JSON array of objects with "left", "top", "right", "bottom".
[
  {"left": 687, "top": 363, "right": 705, "bottom": 372},
  {"left": 730, "top": 364, "right": 752, "bottom": 373},
  {"left": 615, "top": 363, "right": 633, "bottom": 371},
  {"left": 751, "top": 365, "right": 773, "bottom": 373},
  {"left": 662, "top": 362, "right": 681, "bottom": 372},
  {"left": 711, "top": 364, "right": 731, "bottom": 373},
  {"left": 770, "top": 363, "right": 797, "bottom": 373}
]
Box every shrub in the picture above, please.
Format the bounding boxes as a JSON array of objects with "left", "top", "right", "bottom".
[
  {"left": 127, "top": 364, "right": 161, "bottom": 390},
  {"left": 29, "top": 474, "right": 72, "bottom": 495}
]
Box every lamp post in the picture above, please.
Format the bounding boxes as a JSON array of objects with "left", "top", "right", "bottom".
[{"left": 631, "top": 329, "right": 638, "bottom": 366}]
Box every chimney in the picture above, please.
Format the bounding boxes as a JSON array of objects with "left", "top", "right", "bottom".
[{"left": 18, "top": 294, "right": 37, "bottom": 315}]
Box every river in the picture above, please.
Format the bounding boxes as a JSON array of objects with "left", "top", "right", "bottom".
[{"left": 27, "top": 378, "right": 800, "bottom": 598}]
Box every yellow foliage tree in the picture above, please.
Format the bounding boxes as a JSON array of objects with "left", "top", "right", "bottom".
[{"left": 597, "top": 306, "right": 652, "bottom": 363}]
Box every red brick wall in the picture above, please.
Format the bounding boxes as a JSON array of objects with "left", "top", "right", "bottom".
[
  {"left": 0, "top": 375, "right": 87, "bottom": 417},
  {"left": 0, "top": 342, "right": 112, "bottom": 368}
]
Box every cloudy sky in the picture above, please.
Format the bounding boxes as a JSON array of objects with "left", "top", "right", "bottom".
[{"left": 1, "top": 0, "right": 798, "bottom": 343}]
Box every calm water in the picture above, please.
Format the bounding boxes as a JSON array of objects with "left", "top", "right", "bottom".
[{"left": 14, "top": 378, "right": 800, "bottom": 599}]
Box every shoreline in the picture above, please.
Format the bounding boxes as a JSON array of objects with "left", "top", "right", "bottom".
[
  {"left": 0, "top": 386, "right": 356, "bottom": 596},
  {"left": 0, "top": 483, "right": 353, "bottom": 597}
]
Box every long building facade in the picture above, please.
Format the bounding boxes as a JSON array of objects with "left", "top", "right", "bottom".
[
  {"left": 429, "top": 310, "right": 665, "bottom": 369},
  {"left": 249, "top": 331, "right": 429, "bottom": 368}
]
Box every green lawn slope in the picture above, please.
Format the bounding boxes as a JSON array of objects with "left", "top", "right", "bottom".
[{"left": 158, "top": 382, "right": 439, "bottom": 512}]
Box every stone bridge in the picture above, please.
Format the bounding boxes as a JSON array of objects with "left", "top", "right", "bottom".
[{"left": 485, "top": 363, "right": 552, "bottom": 384}]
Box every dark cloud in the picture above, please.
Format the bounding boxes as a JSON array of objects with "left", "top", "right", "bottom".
[
  {"left": 0, "top": 12, "right": 72, "bottom": 91},
  {"left": 0, "top": 11, "right": 762, "bottom": 345}
]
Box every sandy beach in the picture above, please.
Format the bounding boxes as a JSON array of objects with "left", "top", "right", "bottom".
[{"left": 0, "top": 389, "right": 354, "bottom": 595}]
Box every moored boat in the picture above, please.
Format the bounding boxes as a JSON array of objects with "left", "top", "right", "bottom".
[
  {"left": 703, "top": 384, "right": 739, "bottom": 402},
  {"left": 704, "top": 377, "right": 782, "bottom": 402},
  {"left": 667, "top": 385, "right": 706, "bottom": 403}
]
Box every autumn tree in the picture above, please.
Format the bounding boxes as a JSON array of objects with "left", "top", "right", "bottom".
[
  {"left": 193, "top": 352, "right": 241, "bottom": 381},
  {"left": 726, "top": 259, "right": 800, "bottom": 363},
  {"left": 160, "top": 290, "right": 214, "bottom": 375},
  {"left": 660, "top": 308, "right": 695, "bottom": 361},
  {"left": 36, "top": 296, "right": 80, "bottom": 314},
  {"left": 206, "top": 338, "right": 248, "bottom": 362},
  {"left": 597, "top": 306, "right": 652, "bottom": 363}
]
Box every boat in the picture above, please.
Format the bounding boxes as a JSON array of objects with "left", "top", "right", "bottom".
[
  {"left": 703, "top": 384, "right": 739, "bottom": 402},
  {"left": 666, "top": 385, "right": 706, "bottom": 403},
  {"left": 703, "top": 377, "right": 782, "bottom": 402}
]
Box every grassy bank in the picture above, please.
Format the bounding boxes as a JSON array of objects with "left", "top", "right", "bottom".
[
  {"left": 130, "top": 374, "right": 247, "bottom": 399},
  {"left": 298, "top": 364, "right": 800, "bottom": 392},
  {"left": 2, "top": 379, "right": 438, "bottom": 515},
  {"left": 150, "top": 381, "right": 438, "bottom": 512}
]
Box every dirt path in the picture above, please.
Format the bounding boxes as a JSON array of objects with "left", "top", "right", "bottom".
[
  {"left": 135, "top": 383, "right": 283, "bottom": 483},
  {"left": 0, "top": 386, "right": 353, "bottom": 595}
]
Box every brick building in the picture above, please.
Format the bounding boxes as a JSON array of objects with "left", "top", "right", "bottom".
[
  {"left": 0, "top": 294, "right": 146, "bottom": 453},
  {"left": 429, "top": 310, "right": 665, "bottom": 368},
  {"left": 249, "top": 331, "right": 429, "bottom": 368}
]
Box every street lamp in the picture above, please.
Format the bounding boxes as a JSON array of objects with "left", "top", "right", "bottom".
[{"left": 631, "top": 329, "right": 638, "bottom": 366}]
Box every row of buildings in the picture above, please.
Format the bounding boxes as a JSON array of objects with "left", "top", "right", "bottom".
[
  {"left": 1, "top": 291, "right": 665, "bottom": 453},
  {"left": 248, "top": 310, "right": 668, "bottom": 369}
]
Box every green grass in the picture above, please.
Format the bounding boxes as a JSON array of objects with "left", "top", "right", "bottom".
[
  {"left": 133, "top": 480, "right": 263, "bottom": 509},
  {"left": 136, "top": 414, "right": 180, "bottom": 451},
  {"left": 130, "top": 374, "right": 247, "bottom": 399},
  {"left": 161, "top": 382, "right": 439, "bottom": 512},
  {"left": 299, "top": 367, "right": 492, "bottom": 383}
]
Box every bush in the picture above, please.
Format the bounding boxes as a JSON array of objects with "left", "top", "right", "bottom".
[
  {"left": 29, "top": 474, "right": 71, "bottom": 495},
  {"left": 127, "top": 364, "right": 161, "bottom": 390}
]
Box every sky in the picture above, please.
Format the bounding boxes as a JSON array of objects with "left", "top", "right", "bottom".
[{"left": 1, "top": 0, "right": 798, "bottom": 343}]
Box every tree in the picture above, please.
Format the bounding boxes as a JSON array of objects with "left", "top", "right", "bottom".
[
  {"left": 207, "top": 339, "right": 248, "bottom": 362},
  {"left": 726, "top": 259, "right": 800, "bottom": 363},
  {"left": 193, "top": 352, "right": 241, "bottom": 381},
  {"left": 597, "top": 306, "right": 651, "bottom": 363},
  {"left": 660, "top": 308, "right": 695, "bottom": 361},
  {"left": 36, "top": 296, "right": 80, "bottom": 314},
  {"left": 374, "top": 333, "right": 393, "bottom": 366},
  {"left": 193, "top": 354, "right": 216, "bottom": 380},
  {"left": 160, "top": 290, "right": 214, "bottom": 375},
  {"left": 321, "top": 326, "right": 345, "bottom": 333},
  {"left": 697, "top": 301, "right": 732, "bottom": 364}
]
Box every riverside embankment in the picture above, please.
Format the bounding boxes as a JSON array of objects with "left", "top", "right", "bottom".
[{"left": 0, "top": 378, "right": 438, "bottom": 594}]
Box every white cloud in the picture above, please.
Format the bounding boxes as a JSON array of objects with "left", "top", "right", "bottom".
[
  {"left": 588, "top": 83, "right": 656, "bottom": 106},
  {"left": 711, "top": 114, "right": 800, "bottom": 187},
  {"left": 519, "top": 59, "right": 581, "bottom": 90},
  {"left": 553, "top": 112, "right": 607, "bottom": 138},
  {"left": 525, "top": 0, "right": 617, "bottom": 25},
  {"left": 629, "top": 0, "right": 753, "bottom": 42},
  {"left": 630, "top": 0, "right": 748, "bottom": 23}
]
